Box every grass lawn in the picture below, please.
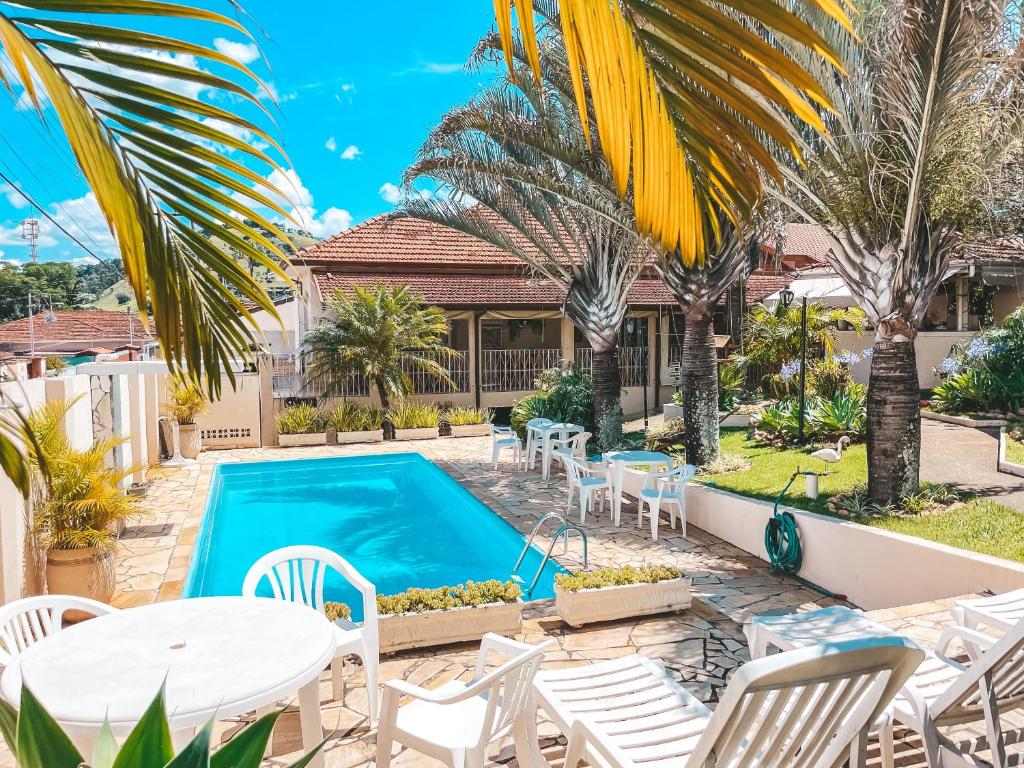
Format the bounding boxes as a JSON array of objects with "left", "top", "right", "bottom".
[
  {"left": 1006, "top": 434, "right": 1024, "bottom": 466},
  {"left": 702, "top": 429, "right": 1024, "bottom": 564}
]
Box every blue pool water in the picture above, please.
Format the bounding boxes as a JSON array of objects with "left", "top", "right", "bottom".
[{"left": 183, "top": 453, "right": 564, "bottom": 619}]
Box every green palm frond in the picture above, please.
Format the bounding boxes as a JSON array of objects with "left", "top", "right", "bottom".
[{"left": 0, "top": 1, "right": 296, "bottom": 396}]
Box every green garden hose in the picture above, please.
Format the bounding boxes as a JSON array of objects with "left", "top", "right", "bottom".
[{"left": 765, "top": 472, "right": 803, "bottom": 575}]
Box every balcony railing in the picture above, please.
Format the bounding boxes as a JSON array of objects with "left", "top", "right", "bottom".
[
  {"left": 481, "top": 348, "right": 563, "bottom": 392},
  {"left": 403, "top": 350, "right": 470, "bottom": 394},
  {"left": 574, "top": 346, "right": 649, "bottom": 388}
]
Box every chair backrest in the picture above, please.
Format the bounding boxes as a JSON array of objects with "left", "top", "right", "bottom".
[
  {"left": 687, "top": 636, "right": 923, "bottom": 768},
  {"left": 0, "top": 595, "right": 118, "bottom": 665},
  {"left": 932, "top": 617, "right": 1024, "bottom": 724},
  {"left": 568, "top": 431, "right": 591, "bottom": 458},
  {"left": 489, "top": 423, "right": 515, "bottom": 441},
  {"left": 465, "top": 634, "right": 554, "bottom": 747},
  {"left": 662, "top": 464, "right": 696, "bottom": 499},
  {"left": 563, "top": 455, "right": 587, "bottom": 488},
  {"left": 242, "top": 545, "right": 378, "bottom": 640}
]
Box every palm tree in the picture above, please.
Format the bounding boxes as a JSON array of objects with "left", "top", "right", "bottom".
[
  {"left": 742, "top": 302, "right": 867, "bottom": 370},
  {"left": 404, "top": 32, "right": 654, "bottom": 448},
  {"left": 491, "top": 0, "right": 854, "bottom": 265},
  {"left": 781, "top": 0, "right": 1021, "bottom": 503},
  {"left": 301, "top": 285, "right": 457, "bottom": 413},
  {"left": 0, "top": 2, "right": 295, "bottom": 394},
  {"left": 657, "top": 212, "right": 752, "bottom": 465}
]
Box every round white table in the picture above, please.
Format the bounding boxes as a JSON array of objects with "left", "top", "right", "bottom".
[
  {"left": 0, "top": 596, "right": 336, "bottom": 766},
  {"left": 534, "top": 422, "right": 585, "bottom": 479},
  {"left": 603, "top": 450, "right": 674, "bottom": 526}
]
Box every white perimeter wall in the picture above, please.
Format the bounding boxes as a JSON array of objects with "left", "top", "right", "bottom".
[{"left": 838, "top": 331, "right": 973, "bottom": 389}]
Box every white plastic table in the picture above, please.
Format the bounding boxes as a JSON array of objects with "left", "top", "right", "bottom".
[
  {"left": 603, "top": 450, "right": 673, "bottom": 526},
  {"left": 534, "top": 422, "right": 585, "bottom": 480},
  {"left": 953, "top": 588, "right": 1024, "bottom": 633},
  {"left": 745, "top": 605, "right": 900, "bottom": 659},
  {"left": 0, "top": 596, "right": 336, "bottom": 767}
]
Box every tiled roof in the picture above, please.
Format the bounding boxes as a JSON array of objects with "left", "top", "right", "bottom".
[
  {"left": 957, "top": 237, "right": 1024, "bottom": 263},
  {"left": 0, "top": 310, "right": 151, "bottom": 353},
  {"left": 743, "top": 272, "right": 796, "bottom": 304},
  {"left": 774, "top": 223, "right": 835, "bottom": 264}
]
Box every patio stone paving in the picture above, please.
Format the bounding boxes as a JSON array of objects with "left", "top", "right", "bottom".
[{"left": 3, "top": 435, "right": 1021, "bottom": 767}]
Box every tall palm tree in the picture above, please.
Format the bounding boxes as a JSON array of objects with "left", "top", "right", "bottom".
[
  {"left": 301, "top": 285, "right": 456, "bottom": 413},
  {"left": 491, "top": 0, "right": 854, "bottom": 265},
  {"left": 404, "top": 32, "right": 655, "bottom": 448},
  {"left": 781, "top": 0, "right": 1021, "bottom": 503},
  {"left": 657, "top": 212, "right": 751, "bottom": 465}
]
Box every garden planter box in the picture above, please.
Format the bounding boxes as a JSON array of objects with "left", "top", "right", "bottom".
[
  {"left": 719, "top": 413, "right": 755, "bottom": 428},
  {"left": 46, "top": 546, "right": 116, "bottom": 611},
  {"left": 450, "top": 424, "right": 490, "bottom": 438},
  {"left": 378, "top": 601, "right": 523, "bottom": 653},
  {"left": 555, "top": 577, "right": 692, "bottom": 628},
  {"left": 178, "top": 423, "right": 202, "bottom": 459},
  {"left": 335, "top": 429, "right": 384, "bottom": 445},
  {"left": 394, "top": 427, "right": 440, "bottom": 441},
  {"left": 662, "top": 403, "right": 684, "bottom": 421},
  {"left": 279, "top": 432, "right": 328, "bottom": 447},
  {"left": 921, "top": 410, "right": 1007, "bottom": 428}
]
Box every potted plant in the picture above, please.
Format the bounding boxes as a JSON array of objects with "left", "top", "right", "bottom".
[
  {"left": 445, "top": 406, "right": 491, "bottom": 438},
  {"left": 329, "top": 580, "right": 522, "bottom": 654},
  {"left": 26, "top": 398, "right": 139, "bottom": 605},
  {"left": 326, "top": 402, "right": 385, "bottom": 444},
  {"left": 165, "top": 375, "right": 208, "bottom": 459},
  {"left": 389, "top": 401, "right": 441, "bottom": 441},
  {"left": 276, "top": 404, "right": 328, "bottom": 447},
  {"left": 554, "top": 565, "right": 691, "bottom": 628}
]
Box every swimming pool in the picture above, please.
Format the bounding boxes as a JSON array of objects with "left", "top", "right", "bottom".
[{"left": 183, "top": 453, "right": 564, "bottom": 619}]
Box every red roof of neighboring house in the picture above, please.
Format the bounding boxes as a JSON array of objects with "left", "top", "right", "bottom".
[
  {"left": 771, "top": 223, "right": 835, "bottom": 265},
  {"left": 0, "top": 310, "right": 151, "bottom": 354},
  {"left": 743, "top": 272, "right": 798, "bottom": 304}
]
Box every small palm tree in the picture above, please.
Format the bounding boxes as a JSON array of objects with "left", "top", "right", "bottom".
[
  {"left": 302, "top": 285, "right": 456, "bottom": 413},
  {"left": 742, "top": 302, "right": 867, "bottom": 370}
]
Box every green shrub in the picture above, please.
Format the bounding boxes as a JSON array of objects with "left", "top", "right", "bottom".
[
  {"left": 511, "top": 393, "right": 550, "bottom": 439},
  {"left": 556, "top": 565, "right": 683, "bottom": 592},
  {"left": 718, "top": 359, "right": 746, "bottom": 410},
  {"left": 276, "top": 404, "right": 326, "bottom": 435},
  {"left": 511, "top": 365, "right": 594, "bottom": 439},
  {"left": 376, "top": 579, "right": 521, "bottom": 614},
  {"left": 931, "top": 368, "right": 991, "bottom": 414},
  {"left": 809, "top": 391, "right": 866, "bottom": 439},
  {"left": 445, "top": 406, "right": 490, "bottom": 426},
  {"left": 325, "top": 401, "right": 384, "bottom": 432},
  {"left": 324, "top": 601, "right": 352, "bottom": 621},
  {"left": 808, "top": 357, "right": 855, "bottom": 399},
  {"left": 762, "top": 372, "right": 798, "bottom": 401},
  {"left": 389, "top": 401, "right": 441, "bottom": 429},
  {"left": 45, "top": 355, "right": 69, "bottom": 373}
]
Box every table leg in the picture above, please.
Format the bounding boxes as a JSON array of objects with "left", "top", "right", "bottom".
[
  {"left": 297, "top": 677, "right": 326, "bottom": 768},
  {"left": 613, "top": 463, "right": 625, "bottom": 526}
]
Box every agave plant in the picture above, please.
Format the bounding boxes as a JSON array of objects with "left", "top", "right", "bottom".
[
  {"left": 0, "top": 684, "right": 322, "bottom": 768},
  {"left": 810, "top": 391, "right": 867, "bottom": 441},
  {"left": 490, "top": 0, "right": 852, "bottom": 263}
]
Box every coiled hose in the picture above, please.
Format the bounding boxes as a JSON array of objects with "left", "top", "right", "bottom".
[{"left": 764, "top": 472, "right": 803, "bottom": 575}]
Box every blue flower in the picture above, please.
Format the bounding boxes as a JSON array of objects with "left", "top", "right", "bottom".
[
  {"left": 965, "top": 337, "right": 994, "bottom": 361},
  {"left": 860, "top": 347, "right": 874, "bottom": 359},
  {"left": 780, "top": 360, "right": 802, "bottom": 380},
  {"left": 939, "top": 357, "right": 962, "bottom": 375}
]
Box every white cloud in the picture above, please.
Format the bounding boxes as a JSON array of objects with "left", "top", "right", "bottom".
[
  {"left": 419, "top": 62, "right": 463, "bottom": 75},
  {"left": 255, "top": 169, "right": 353, "bottom": 238},
  {"left": 1, "top": 184, "right": 28, "bottom": 209},
  {"left": 213, "top": 37, "right": 259, "bottom": 65},
  {"left": 199, "top": 116, "right": 269, "bottom": 153},
  {"left": 340, "top": 144, "right": 361, "bottom": 161},
  {"left": 325, "top": 136, "right": 337, "bottom": 152},
  {"left": 379, "top": 183, "right": 403, "bottom": 205}
]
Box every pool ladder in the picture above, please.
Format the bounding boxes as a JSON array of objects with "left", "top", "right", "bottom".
[{"left": 511, "top": 512, "right": 588, "bottom": 597}]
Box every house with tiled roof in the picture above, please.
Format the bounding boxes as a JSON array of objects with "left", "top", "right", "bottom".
[
  {"left": 288, "top": 212, "right": 798, "bottom": 414},
  {"left": 0, "top": 310, "right": 153, "bottom": 358}
]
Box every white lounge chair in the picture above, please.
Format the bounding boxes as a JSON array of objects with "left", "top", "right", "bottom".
[
  {"left": 243, "top": 545, "right": 380, "bottom": 725},
  {"left": 550, "top": 431, "right": 591, "bottom": 477},
  {"left": 531, "top": 637, "right": 923, "bottom": 768},
  {"left": 638, "top": 463, "right": 696, "bottom": 541},
  {"left": 0, "top": 595, "right": 118, "bottom": 666},
  {"left": 952, "top": 587, "right": 1024, "bottom": 634},
  {"left": 376, "top": 633, "right": 553, "bottom": 768},
  {"left": 489, "top": 423, "right": 522, "bottom": 470},
  {"left": 524, "top": 417, "right": 554, "bottom": 471},
  {"left": 564, "top": 455, "right": 611, "bottom": 523},
  {"left": 885, "top": 618, "right": 1024, "bottom": 767}
]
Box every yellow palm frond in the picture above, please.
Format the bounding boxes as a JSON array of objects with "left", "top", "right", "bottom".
[{"left": 493, "top": 0, "right": 854, "bottom": 264}]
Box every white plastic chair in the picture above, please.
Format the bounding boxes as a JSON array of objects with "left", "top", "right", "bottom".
[
  {"left": 242, "top": 545, "right": 379, "bottom": 725},
  {"left": 524, "top": 417, "right": 553, "bottom": 471},
  {"left": 952, "top": 587, "right": 1024, "bottom": 634},
  {"left": 0, "top": 595, "right": 118, "bottom": 666},
  {"left": 489, "top": 424, "right": 522, "bottom": 470},
  {"left": 564, "top": 455, "right": 611, "bottom": 523},
  {"left": 885, "top": 617, "right": 1024, "bottom": 767},
  {"left": 550, "top": 431, "right": 591, "bottom": 478},
  {"left": 532, "top": 636, "right": 923, "bottom": 768},
  {"left": 638, "top": 463, "right": 696, "bottom": 541},
  {"left": 376, "top": 633, "right": 553, "bottom": 768}
]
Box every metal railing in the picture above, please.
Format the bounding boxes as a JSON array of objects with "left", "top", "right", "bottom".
[
  {"left": 574, "top": 346, "right": 649, "bottom": 388},
  {"left": 403, "top": 350, "right": 470, "bottom": 394},
  {"left": 480, "top": 348, "right": 563, "bottom": 392}
]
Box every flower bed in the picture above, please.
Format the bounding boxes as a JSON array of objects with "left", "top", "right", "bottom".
[{"left": 555, "top": 566, "right": 691, "bottom": 628}]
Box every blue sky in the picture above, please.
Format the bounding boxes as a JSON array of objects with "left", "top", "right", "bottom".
[{"left": 0, "top": 1, "right": 499, "bottom": 265}]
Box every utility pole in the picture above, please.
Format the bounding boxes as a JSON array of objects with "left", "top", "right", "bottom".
[
  {"left": 27, "top": 291, "right": 35, "bottom": 356},
  {"left": 20, "top": 218, "right": 39, "bottom": 263}
]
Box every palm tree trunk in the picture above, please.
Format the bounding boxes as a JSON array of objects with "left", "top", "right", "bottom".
[
  {"left": 376, "top": 381, "right": 394, "bottom": 439},
  {"left": 681, "top": 310, "right": 720, "bottom": 467},
  {"left": 591, "top": 343, "right": 623, "bottom": 449},
  {"left": 867, "top": 336, "right": 920, "bottom": 503}
]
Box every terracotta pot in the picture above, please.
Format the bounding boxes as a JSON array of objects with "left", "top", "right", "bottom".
[
  {"left": 46, "top": 547, "right": 116, "bottom": 616},
  {"left": 178, "top": 422, "right": 202, "bottom": 459}
]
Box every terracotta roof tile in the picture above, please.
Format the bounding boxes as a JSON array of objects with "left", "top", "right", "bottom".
[
  {"left": 0, "top": 310, "right": 151, "bottom": 354},
  {"left": 775, "top": 223, "right": 835, "bottom": 264}
]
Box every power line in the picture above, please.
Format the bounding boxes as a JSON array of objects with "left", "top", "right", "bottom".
[{"left": 0, "top": 168, "right": 123, "bottom": 281}]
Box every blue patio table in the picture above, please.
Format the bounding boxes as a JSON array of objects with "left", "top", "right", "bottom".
[{"left": 603, "top": 450, "right": 673, "bottom": 526}]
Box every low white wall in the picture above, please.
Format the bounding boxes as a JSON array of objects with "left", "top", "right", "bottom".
[
  {"left": 196, "top": 372, "right": 263, "bottom": 449},
  {"left": 619, "top": 471, "right": 1024, "bottom": 610},
  {"left": 837, "top": 330, "right": 972, "bottom": 389}
]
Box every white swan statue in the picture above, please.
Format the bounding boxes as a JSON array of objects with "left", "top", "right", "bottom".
[{"left": 810, "top": 436, "right": 851, "bottom": 475}]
